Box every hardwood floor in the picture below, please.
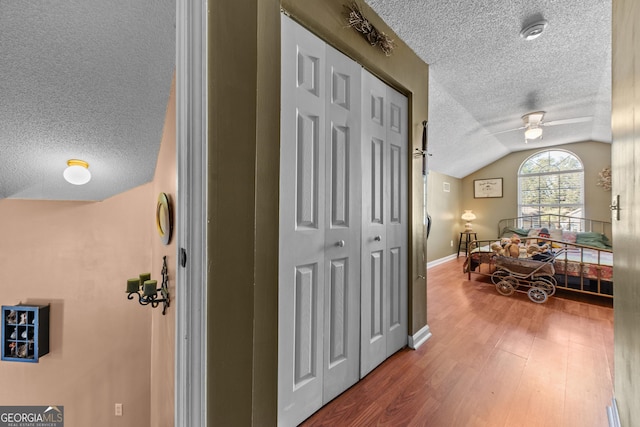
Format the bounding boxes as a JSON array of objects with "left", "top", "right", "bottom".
[{"left": 300, "top": 257, "right": 614, "bottom": 427}]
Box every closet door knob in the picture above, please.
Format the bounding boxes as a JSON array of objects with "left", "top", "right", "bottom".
[
  {"left": 336, "top": 240, "right": 345, "bottom": 247},
  {"left": 374, "top": 235, "right": 382, "bottom": 241}
]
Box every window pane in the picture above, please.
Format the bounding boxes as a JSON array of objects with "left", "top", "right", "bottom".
[{"left": 518, "top": 150, "right": 583, "bottom": 222}]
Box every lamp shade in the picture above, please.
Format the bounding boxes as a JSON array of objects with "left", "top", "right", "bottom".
[
  {"left": 461, "top": 210, "right": 476, "bottom": 231},
  {"left": 524, "top": 126, "right": 543, "bottom": 140},
  {"left": 63, "top": 159, "right": 91, "bottom": 185},
  {"left": 461, "top": 210, "right": 476, "bottom": 221}
]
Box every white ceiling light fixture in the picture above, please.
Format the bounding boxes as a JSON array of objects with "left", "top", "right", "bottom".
[
  {"left": 524, "top": 124, "right": 543, "bottom": 140},
  {"left": 522, "top": 111, "right": 545, "bottom": 141},
  {"left": 520, "top": 19, "right": 548, "bottom": 40},
  {"left": 63, "top": 159, "right": 91, "bottom": 185}
]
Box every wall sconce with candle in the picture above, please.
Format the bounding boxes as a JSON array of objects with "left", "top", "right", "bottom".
[{"left": 126, "top": 256, "right": 170, "bottom": 315}]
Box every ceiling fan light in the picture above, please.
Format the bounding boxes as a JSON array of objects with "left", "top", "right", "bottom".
[
  {"left": 524, "top": 126, "right": 543, "bottom": 140},
  {"left": 63, "top": 159, "right": 91, "bottom": 185}
]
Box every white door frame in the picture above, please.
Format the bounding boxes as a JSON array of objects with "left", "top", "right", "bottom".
[{"left": 175, "top": 0, "right": 208, "bottom": 426}]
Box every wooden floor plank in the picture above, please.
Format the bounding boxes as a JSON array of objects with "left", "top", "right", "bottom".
[{"left": 299, "top": 258, "right": 613, "bottom": 427}]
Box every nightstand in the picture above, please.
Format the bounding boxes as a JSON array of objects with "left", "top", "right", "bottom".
[{"left": 457, "top": 231, "right": 478, "bottom": 258}]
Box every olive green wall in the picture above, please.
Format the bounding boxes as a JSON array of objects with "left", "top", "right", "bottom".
[
  {"left": 426, "top": 170, "right": 463, "bottom": 262},
  {"left": 206, "top": 1, "right": 428, "bottom": 424},
  {"left": 207, "top": 1, "right": 271, "bottom": 426},
  {"left": 460, "top": 141, "right": 612, "bottom": 241},
  {"left": 612, "top": 0, "right": 640, "bottom": 424}
]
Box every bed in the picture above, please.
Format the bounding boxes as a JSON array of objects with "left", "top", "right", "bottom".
[{"left": 465, "top": 214, "right": 613, "bottom": 298}]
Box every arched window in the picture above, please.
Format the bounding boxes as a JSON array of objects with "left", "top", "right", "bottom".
[{"left": 518, "top": 149, "right": 584, "bottom": 220}]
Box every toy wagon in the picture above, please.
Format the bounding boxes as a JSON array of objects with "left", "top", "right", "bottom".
[{"left": 490, "top": 249, "right": 566, "bottom": 303}]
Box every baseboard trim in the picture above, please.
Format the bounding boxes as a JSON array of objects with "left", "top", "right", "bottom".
[
  {"left": 408, "top": 324, "right": 432, "bottom": 350},
  {"left": 607, "top": 397, "right": 621, "bottom": 427},
  {"left": 427, "top": 254, "right": 457, "bottom": 269}
]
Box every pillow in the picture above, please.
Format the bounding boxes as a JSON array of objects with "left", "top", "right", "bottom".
[
  {"left": 576, "top": 232, "right": 612, "bottom": 249},
  {"left": 525, "top": 228, "right": 540, "bottom": 245},
  {"left": 548, "top": 228, "right": 563, "bottom": 248},
  {"left": 562, "top": 230, "right": 577, "bottom": 244},
  {"left": 527, "top": 228, "right": 541, "bottom": 237},
  {"left": 500, "top": 226, "right": 529, "bottom": 238}
]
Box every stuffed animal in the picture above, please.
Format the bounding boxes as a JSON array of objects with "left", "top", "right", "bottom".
[
  {"left": 490, "top": 241, "right": 504, "bottom": 256},
  {"left": 527, "top": 242, "right": 550, "bottom": 257},
  {"left": 504, "top": 234, "right": 521, "bottom": 258}
]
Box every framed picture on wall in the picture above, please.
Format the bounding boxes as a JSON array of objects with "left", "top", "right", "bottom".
[{"left": 474, "top": 178, "right": 503, "bottom": 198}]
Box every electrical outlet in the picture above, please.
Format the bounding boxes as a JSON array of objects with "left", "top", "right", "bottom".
[
  {"left": 115, "top": 403, "right": 123, "bottom": 417},
  {"left": 450, "top": 240, "right": 454, "bottom": 247}
]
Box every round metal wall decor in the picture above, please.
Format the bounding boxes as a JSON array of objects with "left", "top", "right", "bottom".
[{"left": 156, "top": 192, "right": 173, "bottom": 245}]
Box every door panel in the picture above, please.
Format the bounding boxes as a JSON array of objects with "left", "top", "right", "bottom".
[
  {"left": 360, "top": 71, "right": 389, "bottom": 377},
  {"left": 279, "top": 15, "right": 326, "bottom": 426},
  {"left": 360, "top": 70, "right": 408, "bottom": 378},
  {"left": 385, "top": 88, "right": 408, "bottom": 357},
  {"left": 296, "top": 113, "right": 320, "bottom": 228},
  {"left": 322, "top": 44, "right": 361, "bottom": 404},
  {"left": 294, "top": 264, "right": 320, "bottom": 386}
]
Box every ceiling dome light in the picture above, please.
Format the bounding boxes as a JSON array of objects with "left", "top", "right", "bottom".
[
  {"left": 63, "top": 159, "right": 91, "bottom": 185},
  {"left": 520, "top": 19, "right": 548, "bottom": 40},
  {"left": 524, "top": 126, "right": 543, "bottom": 140}
]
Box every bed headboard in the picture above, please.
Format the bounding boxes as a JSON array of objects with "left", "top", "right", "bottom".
[{"left": 498, "top": 214, "right": 612, "bottom": 240}]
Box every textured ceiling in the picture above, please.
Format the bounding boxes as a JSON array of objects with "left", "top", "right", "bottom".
[
  {"left": 366, "top": 0, "right": 611, "bottom": 178},
  {"left": 1, "top": 1, "right": 610, "bottom": 201},
  {"left": 0, "top": 0, "right": 175, "bottom": 201}
]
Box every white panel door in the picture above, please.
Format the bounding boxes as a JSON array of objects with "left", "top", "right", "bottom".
[
  {"left": 322, "top": 44, "right": 362, "bottom": 403},
  {"left": 360, "top": 71, "right": 390, "bottom": 377},
  {"left": 385, "top": 86, "right": 408, "bottom": 357},
  {"left": 279, "top": 15, "right": 326, "bottom": 426},
  {"left": 279, "top": 16, "right": 363, "bottom": 426},
  {"left": 360, "top": 70, "right": 408, "bottom": 378}
]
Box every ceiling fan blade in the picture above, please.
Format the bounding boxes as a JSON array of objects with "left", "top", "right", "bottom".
[
  {"left": 542, "top": 116, "right": 593, "bottom": 127},
  {"left": 490, "top": 125, "right": 525, "bottom": 135}
]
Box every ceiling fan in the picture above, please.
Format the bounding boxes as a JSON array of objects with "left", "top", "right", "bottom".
[{"left": 492, "top": 111, "right": 593, "bottom": 142}]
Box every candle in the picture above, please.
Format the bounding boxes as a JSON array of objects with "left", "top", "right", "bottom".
[
  {"left": 143, "top": 280, "right": 157, "bottom": 297},
  {"left": 139, "top": 273, "right": 151, "bottom": 289},
  {"left": 126, "top": 278, "right": 140, "bottom": 293}
]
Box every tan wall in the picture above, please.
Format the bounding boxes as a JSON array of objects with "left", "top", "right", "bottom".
[
  {"left": 0, "top": 76, "right": 176, "bottom": 427},
  {"left": 206, "top": 1, "right": 428, "bottom": 424},
  {"left": 612, "top": 0, "right": 640, "bottom": 424},
  {"left": 426, "top": 171, "right": 463, "bottom": 262},
  {"left": 460, "top": 141, "right": 612, "bottom": 240},
  {"left": 150, "top": 75, "right": 176, "bottom": 427},
  {"left": 0, "top": 187, "right": 153, "bottom": 427}
]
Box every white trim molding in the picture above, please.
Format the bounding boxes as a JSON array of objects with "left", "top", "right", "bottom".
[
  {"left": 176, "top": 0, "right": 207, "bottom": 425},
  {"left": 607, "top": 397, "right": 621, "bottom": 427},
  {"left": 408, "top": 324, "right": 432, "bottom": 350},
  {"left": 427, "top": 253, "right": 457, "bottom": 269}
]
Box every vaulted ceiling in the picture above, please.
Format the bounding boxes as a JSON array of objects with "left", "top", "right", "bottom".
[
  {"left": 0, "top": 1, "right": 610, "bottom": 201},
  {"left": 366, "top": 0, "right": 611, "bottom": 178}
]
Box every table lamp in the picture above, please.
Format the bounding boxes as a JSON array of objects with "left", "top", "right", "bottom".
[{"left": 461, "top": 210, "right": 476, "bottom": 231}]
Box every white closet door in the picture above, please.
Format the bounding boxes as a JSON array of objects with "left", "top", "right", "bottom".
[
  {"left": 279, "top": 16, "right": 363, "bottom": 426},
  {"left": 279, "top": 15, "right": 326, "bottom": 426},
  {"left": 360, "top": 70, "right": 408, "bottom": 378},
  {"left": 385, "top": 86, "right": 408, "bottom": 357},
  {"left": 360, "top": 72, "right": 389, "bottom": 377},
  {"left": 322, "top": 44, "right": 362, "bottom": 403}
]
